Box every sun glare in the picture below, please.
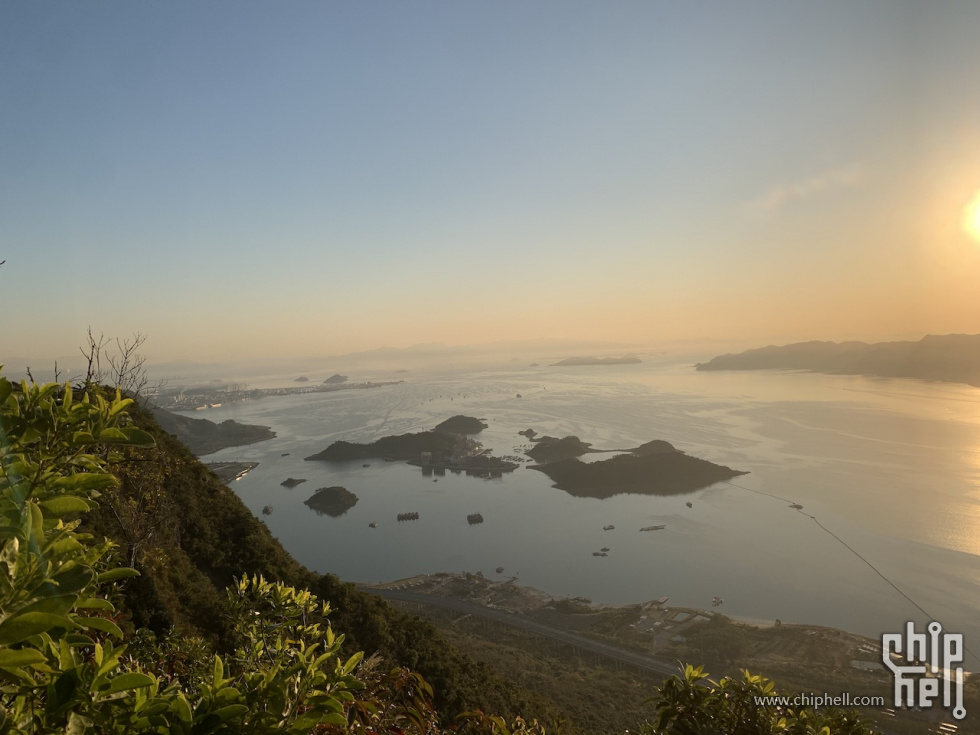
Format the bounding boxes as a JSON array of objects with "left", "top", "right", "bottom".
[{"left": 963, "top": 190, "right": 980, "bottom": 243}]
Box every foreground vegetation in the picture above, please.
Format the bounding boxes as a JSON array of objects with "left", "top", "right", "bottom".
[{"left": 0, "top": 369, "right": 884, "bottom": 732}]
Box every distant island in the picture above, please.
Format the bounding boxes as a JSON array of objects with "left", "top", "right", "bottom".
[
  {"left": 323, "top": 374, "right": 348, "bottom": 384},
  {"left": 551, "top": 355, "right": 642, "bottom": 366},
  {"left": 433, "top": 415, "right": 488, "bottom": 434},
  {"left": 528, "top": 439, "right": 745, "bottom": 499},
  {"left": 151, "top": 406, "right": 275, "bottom": 456},
  {"left": 695, "top": 333, "right": 980, "bottom": 387},
  {"left": 280, "top": 477, "right": 307, "bottom": 488},
  {"left": 294, "top": 376, "right": 310, "bottom": 382},
  {"left": 304, "top": 486, "right": 358, "bottom": 517}
]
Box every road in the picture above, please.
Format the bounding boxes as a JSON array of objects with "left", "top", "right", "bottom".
[{"left": 359, "top": 586, "right": 680, "bottom": 678}]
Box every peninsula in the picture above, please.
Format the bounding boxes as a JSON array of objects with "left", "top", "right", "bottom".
[
  {"left": 696, "top": 333, "right": 980, "bottom": 387},
  {"left": 151, "top": 406, "right": 275, "bottom": 456}
]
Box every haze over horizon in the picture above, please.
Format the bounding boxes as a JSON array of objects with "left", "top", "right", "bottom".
[{"left": 3, "top": 2, "right": 980, "bottom": 363}]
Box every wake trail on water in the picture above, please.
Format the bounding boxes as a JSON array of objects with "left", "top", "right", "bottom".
[{"left": 722, "top": 480, "right": 980, "bottom": 666}]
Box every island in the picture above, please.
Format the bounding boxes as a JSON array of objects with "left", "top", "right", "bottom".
[
  {"left": 525, "top": 435, "right": 595, "bottom": 462},
  {"left": 551, "top": 355, "right": 642, "bottom": 366},
  {"left": 151, "top": 406, "right": 276, "bottom": 456},
  {"left": 695, "top": 333, "right": 980, "bottom": 387},
  {"left": 294, "top": 376, "right": 310, "bottom": 382},
  {"left": 305, "top": 421, "right": 519, "bottom": 474},
  {"left": 280, "top": 477, "right": 307, "bottom": 488},
  {"left": 323, "top": 373, "right": 349, "bottom": 384},
  {"left": 304, "top": 486, "right": 359, "bottom": 517},
  {"left": 433, "top": 415, "right": 488, "bottom": 434},
  {"left": 528, "top": 440, "right": 745, "bottom": 499},
  {"left": 305, "top": 431, "right": 460, "bottom": 461}
]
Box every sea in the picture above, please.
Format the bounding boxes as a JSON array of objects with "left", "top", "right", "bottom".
[{"left": 172, "top": 358, "right": 980, "bottom": 666}]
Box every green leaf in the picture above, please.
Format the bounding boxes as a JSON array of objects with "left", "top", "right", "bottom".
[
  {"left": 51, "top": 565, "right": 95, "bottom": 594},
  {"left": 70, "top": 432, "right": 96, "bottom": 447},
  {"left": 75, "top": 617, "right": 123, "bottom": 639},
  {"left": 17, "top": 593, "right": 78, "bottom": 617},
  {"left": 0, "top": 649, "right": 47, "bottom": 668},
  {"left": 52, "top": 474, "right": 116, "bottom": 492},
  {"left": 96, "top": 567, "right": 140, "bottom": 583},
  {"left": 97, "top": 428, "right": 128, "bottom": 444},
  {"left": 103, "top": 671, "right": 154, "bottom": 694},
  {"left": 0, "top": 612, "right": 78, "bottom": 645},
  {"left": 39, "top": 496, "right": 92, "bottom": 516},
  {"left": 119, "top": 427, "right": 155, "bottom": 447}
]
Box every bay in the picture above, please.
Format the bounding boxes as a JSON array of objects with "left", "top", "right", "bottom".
[{"left": 184, "top": 360, "right": 980, "bottom": 666}]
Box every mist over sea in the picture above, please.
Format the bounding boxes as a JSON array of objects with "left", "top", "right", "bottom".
[{"left": 174, "top": 359, "right": 980, "bottom": 665}]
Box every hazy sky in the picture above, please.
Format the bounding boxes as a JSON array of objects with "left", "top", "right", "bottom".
[{"left": 2, "top": 2, "right": 979, "bottom": 362}]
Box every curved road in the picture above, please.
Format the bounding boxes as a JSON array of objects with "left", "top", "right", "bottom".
[{"left": 359, "top": 586, "right": 679, "bottom": 678}]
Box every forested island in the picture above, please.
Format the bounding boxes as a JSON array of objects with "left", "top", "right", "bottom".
[
  {"left": 305, "top": 430, "right": 460, "bottom": 461},
  {"left": 304, "top": 485, "right": 359, "bottom": 516},
  {"left": 433, "top": 415, "right": 488, "bottom": 434},
  {"left": 696, "top": 333, "right": 980, "bottom": 387},
  {"left": 528, "top": 438, "right": 745, "bottom": 498}
]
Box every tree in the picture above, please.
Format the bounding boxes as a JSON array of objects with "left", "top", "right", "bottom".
[{"left": 641, "top": 665, "right": 880, "bottom": 735}]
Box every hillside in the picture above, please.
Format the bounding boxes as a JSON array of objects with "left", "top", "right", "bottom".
[
  {"left": 82, "top": 404, "right": 571, "bottom": 726},
  {"left": 695, "top": 333, "right": 980, "bottom": 387}
]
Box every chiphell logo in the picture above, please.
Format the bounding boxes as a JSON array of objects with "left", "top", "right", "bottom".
[{"left": 882, "top": 621, "right": 965, "bottom": 720}]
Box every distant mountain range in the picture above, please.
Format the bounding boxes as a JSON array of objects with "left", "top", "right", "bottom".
[{"left": 696, "top": 333, "right": 980, "bottom": 387}]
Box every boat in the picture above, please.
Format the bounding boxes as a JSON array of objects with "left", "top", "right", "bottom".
[
  {"left": 790, "top": 503, "right": 803, "bottom": 510},
  {"left": 368, "top": 522, "right": 377, "bottom": 528},
  {"left": 600, "top": 547, "right": 610, "bottom": 552},
  {"left": 602, "top": 525, "right": 615, "bottom": 531},
  {"left": 592, "top": 551, "right": 608, "bottom": 557},
  {"left": 639, "top": 525, "right": 666, "bottom": 532},
  {"left": 467, "top": 513, "right": 484, "bottom": 525},
  {"left": 496, "top": 566, "right": 505, "bottom": 574},
  {"left": 262, "top": 505, "right": 273, "bottom": 515},
  {"left": 686, "top": 502, "right": 693, "bottom": 508}
]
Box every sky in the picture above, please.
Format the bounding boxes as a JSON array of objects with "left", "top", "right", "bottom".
[{"left": 2, "top": 1, "right": 980, "bottom": 363}]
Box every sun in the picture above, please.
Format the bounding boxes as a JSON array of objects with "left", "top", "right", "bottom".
[{"left": 963, "top": 190, "right": 980, "bottom": 243}]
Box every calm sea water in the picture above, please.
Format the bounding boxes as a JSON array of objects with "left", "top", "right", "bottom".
[{"left": 184, "top": 361, "right": 980, "bottom": 664}]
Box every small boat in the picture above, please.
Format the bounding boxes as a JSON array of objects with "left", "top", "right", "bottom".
[
  {"left": 362, "top": 463, "right": 371, "bottom": 468},
  {"left": 790, "top": 503, "right": 803, "bottom": 510},
  {"left": 712, "top": 596, "right": 724, "bottom": 607},
  {"left": 262, "top": 505, "right": 273, "bottom": 515},
  {"left": 592, "top": 551, "right": 608, "bottom": 557},
  {"left": 496, "top": 566, "right": 505, "bottom": 574},
  {"left": 685, "top": 502, "right": 693, "bottom": 508},
  {"left": 600, "top": 547, "right": 610, "bottom": 552},
  {"left": 467, "top": 513, "right": 484, "bottom": 525},
  {"left": 602, "top": 525, "right": 615, "bottom": 531},
  {"left": 368, "top": 522, "right": 377, "bottom": 528},
  {"left": 639, "top": 525, "right": 666, "bottom": 532}
]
